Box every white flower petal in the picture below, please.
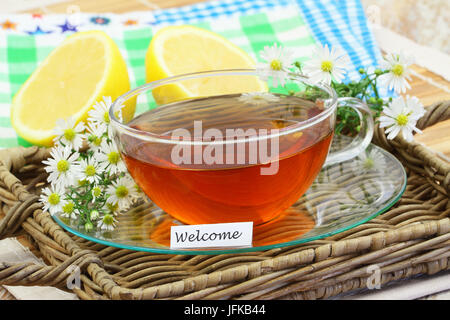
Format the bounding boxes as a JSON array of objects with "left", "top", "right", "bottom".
[
  {"left": 257, "top": 43, "right": 296, "bottom": 87},
  {"left": 401, "top": 126, "right": 414, "bottom": 142},
  {"left": 379, "top": 52, "right": 413, "bottom": 94},
  {"left": 303, "top": 44, "right": 349, "bottom": 84},
  {"left": 386, "top": 125, "right": 401, "bottom": 140}
]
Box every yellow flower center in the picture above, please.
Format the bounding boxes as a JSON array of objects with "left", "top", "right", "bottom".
[
  {"left": 63, "top": 128, "right": 76, "bottom": 141},
  {"left": 103, "top": 214, "right": 114, "bottom": 225},
  {"left": 93, "top": 187, "right": 102, "bottom": 198},
  {"left": 84, "top": 222, "right": 93, "bottom": 232},
  {"left": 115, "top": 185, "right": 129, "bottom": 198},
  {"left": 103, "top": 111, "right": 110, "bottom": 124},
  {"left": 57, "top": 159, "right": 69, "bottom": 172},
  {"left": 85, "top": 165, "right": 96, "bottom": 177},
  {"left": 108, "top": 151, "right": 120, "bottom": 164},
  {"left": 396, "top": 114, "right": 408, "bottom": 126},
  {"left": 321, "top": 60, "right": 333, "bottom": 72},
  {"left": 48, "top": 193, "right": 60, "bottom": 206},
  {"left": 392, "top": 64, "right": 404, "bottom": 76},
  {"left": 62, "top": 202, "right": 74, "bottom": 214},
  {"left": 94, "top": 136, "right": 102, "bottom": 146},
  {"left": 89, "top": 135, "right": 102, "bottom": 146},
  {"left": 270, "top": 59, "right": 282, "bottom": 71},
  {"left": 134, "top": 184, "right": 142, "bottom": 193},
  {"left": 90, "top": 210, "right": 99, "bottom": 220},
  {"left": 363, "top": 158, "right": 374, "bottom": 169},
  {"left": 107, "top": 202, "right": 119, "bottom": 213}
]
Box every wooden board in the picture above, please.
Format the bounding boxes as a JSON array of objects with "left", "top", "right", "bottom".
[{"left": 407, "top": 65, "right": 450, "bottom": 157}]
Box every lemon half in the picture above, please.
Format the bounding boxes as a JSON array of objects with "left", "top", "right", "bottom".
[
  {"left": 145, "top": 25, "right": 267, "bottom": 104},
  {"left": 11, "top": 30, "right": 135, "bottom": 147}
]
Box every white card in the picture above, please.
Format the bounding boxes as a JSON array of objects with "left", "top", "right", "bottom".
[{"left": 170, "top": 222, "right": 253, "bottom": 249}]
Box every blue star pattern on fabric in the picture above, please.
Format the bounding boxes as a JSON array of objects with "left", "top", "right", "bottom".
[
  {"left": 26, "top": 26, "right": 53, "bottom": 35},
  {"left": 58, "top": 19, "right": 78, "bottom": 32}
]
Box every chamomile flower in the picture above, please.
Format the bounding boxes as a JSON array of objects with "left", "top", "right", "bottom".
[
  {"left": 85, "top": 121, "right": 107, "bottom": 152},
  {"left": 53, "top": 117, "right": 85, "bottom": 151},
  {"left": 97, "top": 213, "right": 118, "bottom": 231},
  {"left": 133, "top": 183, "right": 144, "bottom": 199},
  {"left": 91, "top": 185, "right": 103, "bottom": 203},
  {"left": 89, "top": 210, "right": 100, "bottom": 221},
  {"left": 61, "top": 200, "right": 77, "bottom": 219},
  {"left": 303, "top": 44, "right": 350, "bottom": 85},
  {"left": 77, "top": 157, "right": 102, "bottom": 184},
  {"left": 238, "top": 92, "right": 280, "bottom": 106},
  {"left": 84, "top": 222, "right": 94, "bottom": 232},
  {"left": 404, "top": 95, "right": 426, "bottom": 118},
  {"left": 256, "top": 43, "right": 296, "bottom": 87},
  {"left": 105, "top": 201, "right": 119, "bottom": 215},
  {"left": 378, "top": 52, "right": 413, "bottom": 93},
  {"left": 126, "top": 175, "right": 144, "bottom": 203},
  {"left": 40, "top": 185, "right": 66, "bottom": 215},
  {"left": 97, "top": 140, "right": 127, "bottom": 175},
  {"left": 42, "top": 145, "right": 80, "bottom": 189},
  {"left": 379, "top": 96, "right": 424, "bottom": 142},
  {"left": 106, "top": 175, "right": 138, "bottom": 210},
  {"left": 88, "top": 96, "right": 123, "bottom": 139},
  {"left": 357, "top": 148, "right": 386, "bottom": 172}
]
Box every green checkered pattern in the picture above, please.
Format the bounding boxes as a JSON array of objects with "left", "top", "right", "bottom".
[{"left": 0, "top": 9, "right": 316, "bottom": 149}]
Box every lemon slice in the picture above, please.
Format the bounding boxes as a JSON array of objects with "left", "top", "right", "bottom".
[
  {"left": 145, "top": 25, "right": 267, "bottom": 104},
  {"left": 11, "top": 30, "right": 135, "bottom": 147}
]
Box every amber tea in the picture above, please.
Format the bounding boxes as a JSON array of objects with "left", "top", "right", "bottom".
[{"left": 120, "top": 93, "right": 333, "bottom": 225}]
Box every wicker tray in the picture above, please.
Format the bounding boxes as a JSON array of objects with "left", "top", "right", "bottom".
[{"left": 0, "top": 101, "right": 449, "bottom": 300}]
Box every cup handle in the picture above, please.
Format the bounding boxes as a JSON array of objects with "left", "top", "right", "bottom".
[{"left": 324, "top": 97, "right": 374, "bottom": 167}]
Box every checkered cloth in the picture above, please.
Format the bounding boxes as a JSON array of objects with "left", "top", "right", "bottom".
[
  {"left": 295, "top": 0, "right": 382, "bottom": 79},
  {"left": 151, "top": 0, "right": 383, "bottom": 78},
  {"left": 0, "top": 0, "right": 382, "bottom": 149}
]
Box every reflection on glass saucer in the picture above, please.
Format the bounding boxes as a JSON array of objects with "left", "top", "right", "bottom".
[{"left": 53, "top": 142, "right": 406, "bottom": 255}]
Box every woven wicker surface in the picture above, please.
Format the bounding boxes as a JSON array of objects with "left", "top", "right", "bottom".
[{"left": 0, "top": 101, "right": 449, "bottom": 300}]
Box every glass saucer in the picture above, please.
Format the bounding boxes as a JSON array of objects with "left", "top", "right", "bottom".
[{"left": 53, "top": 141, "right": 406, "bottom": 255}]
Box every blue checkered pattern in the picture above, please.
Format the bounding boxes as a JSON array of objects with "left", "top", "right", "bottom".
[
  {"left": 2, "top": 0, "right": 383, "bottom": 83},
  {"left": 151, "top": 0, "right": 293, "bottom": 24},
  {"left": 295, "top": 0, "right": 382, "bottom": 81},
  {"left": 151, "top": 0, "right": 383, "bottom": 82},
  {"left": 0, "top": 0, "right": 386, "bottom": 149}
]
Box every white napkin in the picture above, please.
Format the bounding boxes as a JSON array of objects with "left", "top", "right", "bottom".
[
  {"left": 0, "top": 238, "right": 78, "bottom": 300},
  {"left": 370, "top": 24, "right": 450, "bottom": 84},
  {"left": 340, "top": 271, "right": 450, "bottom": 300}
]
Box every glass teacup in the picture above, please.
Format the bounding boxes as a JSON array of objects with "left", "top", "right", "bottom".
[{"left": 110, "top": 69, "right": 373, "bottom": 226}]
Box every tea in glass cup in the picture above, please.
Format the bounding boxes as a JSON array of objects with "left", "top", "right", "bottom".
[{"left": 110, "top": 70, "right": 373, "bottom": 226}]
